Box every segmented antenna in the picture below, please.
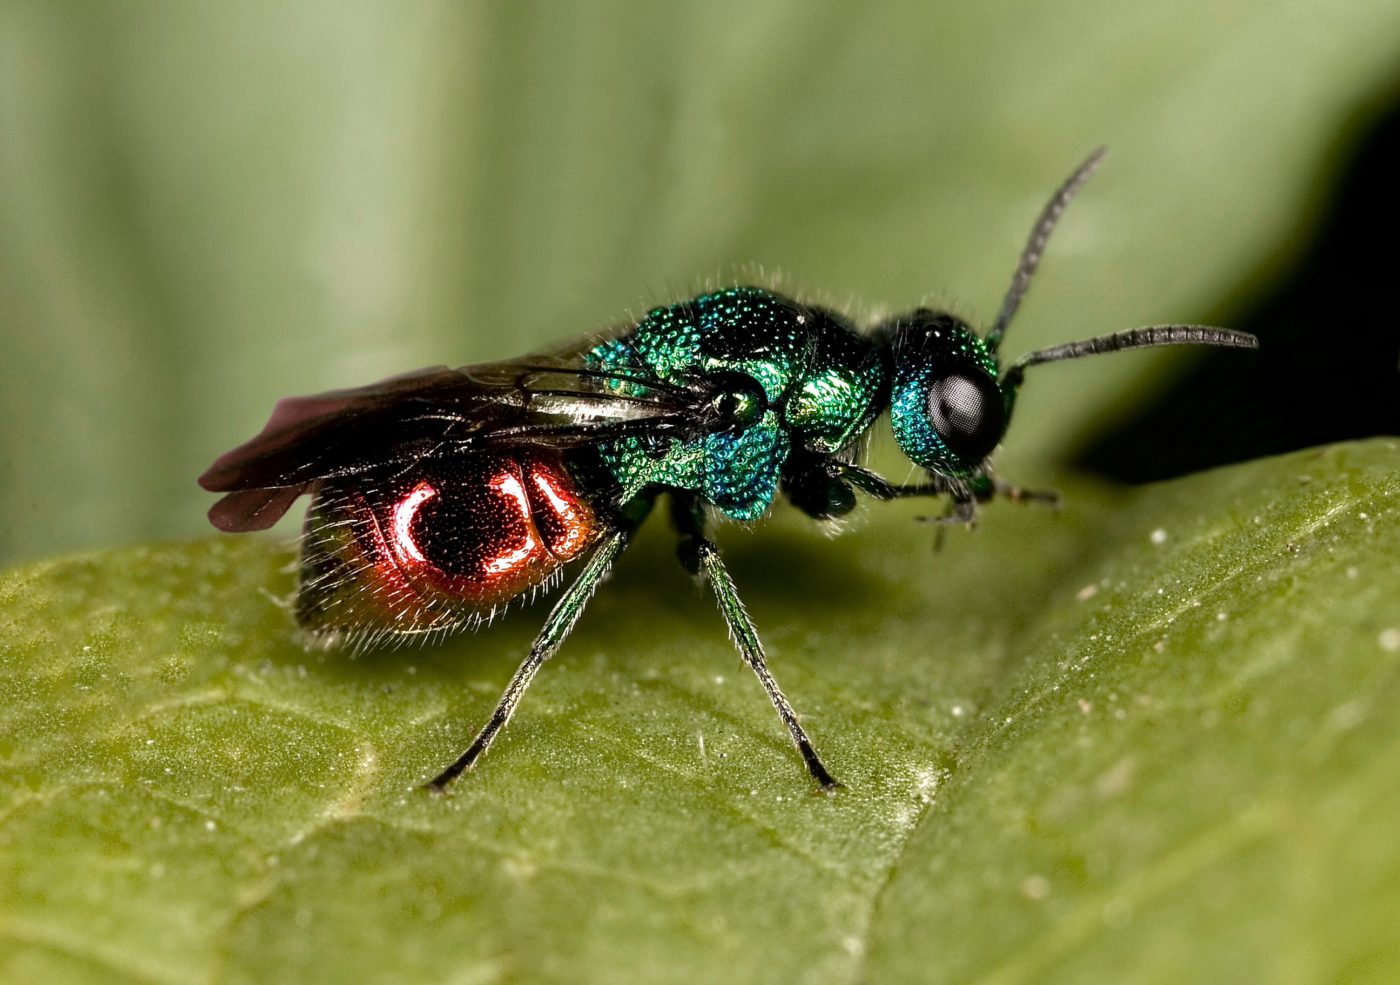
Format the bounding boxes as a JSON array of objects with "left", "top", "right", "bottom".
[
  {"left": 999, "top": 325, "right": 1259, "bottom": 389},
  {"left": 985, "top": 147, "right": 1107, "bottom": 354}
]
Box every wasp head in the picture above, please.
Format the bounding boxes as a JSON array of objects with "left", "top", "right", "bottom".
[
  {"left": 876, "top": 149, "right": 1257, "bottom": 489},
  {"left": 877, "top": 311, "right": 1006, "bottom": 479}
]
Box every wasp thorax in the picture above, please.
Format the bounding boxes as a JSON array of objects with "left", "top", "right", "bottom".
[{"left": 875, "top": 309, "right": 1005, "bottom": 477}]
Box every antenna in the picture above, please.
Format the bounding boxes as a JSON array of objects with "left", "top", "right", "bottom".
[
  {"left": 999, "top": 325, "right": 1259, "bottom": 390},
  {"left": 985, "top": 147, "right": 1107, "bottom": 354}
]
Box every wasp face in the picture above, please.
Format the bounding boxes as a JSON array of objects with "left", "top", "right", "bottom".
[{"left": 877, "top": 310, "right": 1007, "bottom": 479}]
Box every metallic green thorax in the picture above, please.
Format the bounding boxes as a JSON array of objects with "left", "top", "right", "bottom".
[{"left": 586, "top": 287, "right": 886, "bottom": 520}]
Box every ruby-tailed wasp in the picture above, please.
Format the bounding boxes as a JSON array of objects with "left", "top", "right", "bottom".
[{"left": 200, "top": 149, "right": 1256, "bottom": 791}]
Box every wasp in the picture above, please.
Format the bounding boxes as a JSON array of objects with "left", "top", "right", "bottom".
[{"left": 200, "top": 150, "right": 1256, "bottom": 791}]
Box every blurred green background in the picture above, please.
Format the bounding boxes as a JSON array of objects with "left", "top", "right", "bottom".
[{"left": 3, "top": 0, "right": 1399, "bottom": 565}]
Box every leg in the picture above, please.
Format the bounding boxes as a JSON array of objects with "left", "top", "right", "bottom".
[
  {"left": 426, "top": 529, "right": 629, "bottom": 790},
  {"left": 699, "top": 542, "right": 839, "bottom": 790},
  {"left": 879, "top": 472, "right": 1058, "bottom": 509},
  {"left": 919, "top": 495, "right": 976, "bottom": 553},
  {"left": 986, "top": 477, "right": 1060, "bottom": 508},
  {"left": 670, "top": 495, "right": 839, "bottom": 790},
  {"left": 913, "top": 477, "right": 1057, "bottom": 548},
  {"left": 778, "top": 454, "right": 1050, "bottom": 520}
]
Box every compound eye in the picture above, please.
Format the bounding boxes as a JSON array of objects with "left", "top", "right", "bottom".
[{"left": 927, "top": 370, "right": 1005, "bottom": 463}]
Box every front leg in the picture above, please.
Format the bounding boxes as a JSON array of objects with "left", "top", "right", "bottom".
[
  {"left": 979, "top": 476, "right": 1060, "bottom": 508},
  {"left": 901, "top": 474, "right": 1058, "bottom": 550},
  {"left": 669, "top": 494, "right": 840, "bottom": 791},
  {"left": 888, "top": 473, "right": 1061, "bottom": 518}
]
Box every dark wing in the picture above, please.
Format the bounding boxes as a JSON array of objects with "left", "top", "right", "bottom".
[{"left": 199, "top": 357, "right": 701, "bottom": 532}]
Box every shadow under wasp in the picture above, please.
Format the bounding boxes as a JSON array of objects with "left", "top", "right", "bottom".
[{"left": 199, "top": 149, "right": 1257, "bottom": 792}]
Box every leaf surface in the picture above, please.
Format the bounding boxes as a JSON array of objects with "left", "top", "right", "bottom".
[{"left": 1, "top": 441, "right": 1397, "bottom": 984}]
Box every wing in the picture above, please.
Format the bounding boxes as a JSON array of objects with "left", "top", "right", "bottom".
[{"left": 199, "top": 354, "right": 702, "bottom": 532}]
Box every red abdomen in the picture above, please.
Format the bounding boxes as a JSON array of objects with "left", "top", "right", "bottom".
[{"left": 296, "top": 450, "right": 600, "bottom": 645}]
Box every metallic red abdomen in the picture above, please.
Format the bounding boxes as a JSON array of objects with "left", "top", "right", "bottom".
[{"left": 296, "top": 450, "right": 599, "bottom": 644}]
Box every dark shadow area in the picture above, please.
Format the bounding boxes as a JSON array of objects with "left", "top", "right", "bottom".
[{"left": 1076, "top": 94, "right": 1400, "bottom": 482}]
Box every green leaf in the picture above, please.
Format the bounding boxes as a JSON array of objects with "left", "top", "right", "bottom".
[{"left": 2, "top": 441, "right": 1397, "bottom": 984}]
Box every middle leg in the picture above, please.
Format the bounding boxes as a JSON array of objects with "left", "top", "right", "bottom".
[{"left": 670, "top": 495, "right": 839, "bottom": 791}]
